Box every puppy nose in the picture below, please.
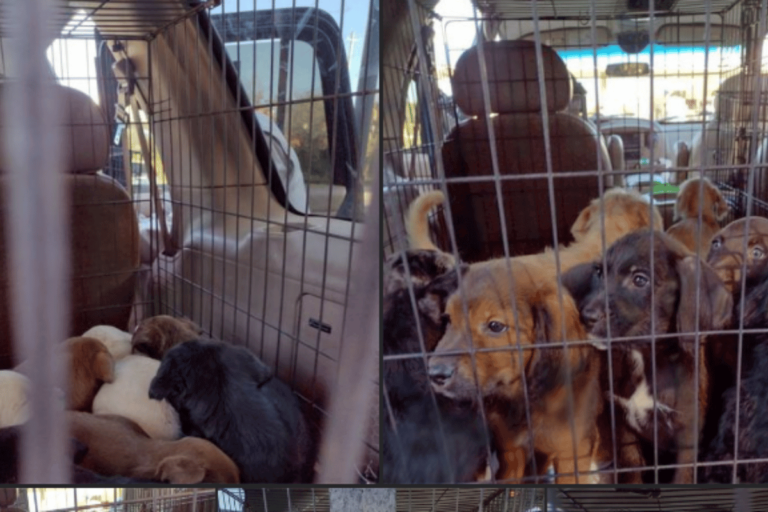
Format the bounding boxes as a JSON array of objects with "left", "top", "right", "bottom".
[
  {"left": 581, "top": 304, "right": 604, "bottom": 329},
  {"left": 428, "top": 362, "right": 455, "bottom": 387}
]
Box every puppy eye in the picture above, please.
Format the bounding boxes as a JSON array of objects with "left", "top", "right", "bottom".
[
  {"left": 632, "top": 272, "right": 649, "bottom": 288},
  {"left": 486, "top": 321, "right": 508, "bottom": 334},
  {"left": 711, "top": 237, "right": 722, "bottom": 249},
  {"left": 752, "top": 246, "right": 765, "bottom": 260}
]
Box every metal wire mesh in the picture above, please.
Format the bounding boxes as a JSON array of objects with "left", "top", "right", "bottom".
[
  {"left": 8, "top": 489, "right": 216, "bottom": 512},
  {"left": 0, "top": 0, "right": 378, "bottom": 484},
  {"left": 382, "top": 0, "right": 768, "bottom": 485}
]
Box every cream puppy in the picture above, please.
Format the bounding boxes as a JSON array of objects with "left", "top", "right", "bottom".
[
  {"left": 92, "top": 355, "right": 181, "bottom": 440},
  {"left": 82, "top": 325, "right": 133, "bottom": 360}
]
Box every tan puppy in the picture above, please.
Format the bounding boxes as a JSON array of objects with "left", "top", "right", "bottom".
[
  {"left": 131, "top": 316, "right": 203, "bottom": 360},
  {"left": 68, "top": 411, "right": 240, "bottom": 483},
  {"left": 14, "top": 337, "right": 114, "bottom": 412},
  {"left": 706, "top": 216, "right": 768, "bottom": 293},
  {"left": 427, "top": 264, "right": 602, "bottom": 484},
  {"left": 666, "top": 177, "right": 728, "bottom": 257}
]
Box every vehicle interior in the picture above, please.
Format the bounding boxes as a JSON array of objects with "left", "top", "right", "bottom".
[
  {"left": 383, "top": 0, "right": 768, "bottom": 262},
  {"left": 0, "top": 0, "right": 379, "bottom": 483}
]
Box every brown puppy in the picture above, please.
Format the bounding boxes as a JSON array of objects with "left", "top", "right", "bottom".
[
  {"left": 666, "top": 177, "right": 728, "bottom": 257},
  {"left": 14, "top": 337, "right": 114, "bottom": 412},
  {"left": 706, "top": 216, "right": 768, "bottom": 293},
  {"left": 580, "top": 230, "right": 732, "bottom": 484},
  {"left": 428, "top": 263, "right": 603, "bottom": 484},
  {"left": 131, "top": 316, "right": 203, "bottom": 360},
  {"left": 68, "top": 411, "right": 240, "bottom": 483}
]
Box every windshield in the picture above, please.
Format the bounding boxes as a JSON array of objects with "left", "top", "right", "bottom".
[{"left": 557, "top": 43, "right": 742, "bottom": 122}]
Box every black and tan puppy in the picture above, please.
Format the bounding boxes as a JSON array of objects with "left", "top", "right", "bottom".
[
  {"left": 148, "top": 340, "right": 312, "bottom": 483},
  {"left": 580, "top": 230, "right": 732, "bottom": 484},
  {"left": 702, "top": 259, "right": 768, "bottom": 483},
  {"left": 132, "top": 315, "right": 204, "bottom": 360}
]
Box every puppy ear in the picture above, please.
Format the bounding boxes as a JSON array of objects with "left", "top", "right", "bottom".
[
  {"left": 417, "top": 265, "right": 465, "bottom": 324},
  {"left": 674, "top": 183, "right": 696, "bottom": 221},
  {"left": 155, "top": 455, "right": 205, "bottom": 484},
  {"left": 675, "top": 256, "right": 733, "bottom": 342},
  {"left": 713, "top": 189, "right": 729, "bottom": 221},
  {"left": 570, "top": 202, "right": 595, "bottom": 241},
  {"left": 93, "top": 351, "right": 115, "bottom": 384}
]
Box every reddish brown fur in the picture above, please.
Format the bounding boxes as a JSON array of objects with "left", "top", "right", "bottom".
[
  {"left": 68, "top": 411, "right": 240, "bottom": 483},
  {"left": 666, "top": 178, "right": 728, "bottom": 257},
  {"left": 65, "top": 337, "right": 116, "bottom": 412},
  {"left": 429, "top": 264, "right": 602, "bottom": 484},
  {"left": 131, "top": 316, "right": 203, "bottom": 360},
  {"left": 706, "top": 216, "right": 768, "bottom": 293}
]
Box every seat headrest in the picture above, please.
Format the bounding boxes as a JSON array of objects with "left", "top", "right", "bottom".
[
  {"left": 451, "top": 40, "right": 572, "bottom": 116},
  {"left": 0, "top": 84, "right": 109, "bottom": 174}
]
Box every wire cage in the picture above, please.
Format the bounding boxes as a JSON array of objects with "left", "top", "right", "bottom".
[
  {"left": 217, "top": 489, "right": 397, "bottom": 512},
  {"left": 6, "top": 489, "right": 217, "bottom": 512},
  {"left": 382, "top": 0, "right": 768, "bottom": 485},
  {"left": 0, "top": 0, "right": 378, "bottom": 485}
]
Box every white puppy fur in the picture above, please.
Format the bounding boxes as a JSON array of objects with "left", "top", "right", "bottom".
[
  {"left": 82, "top": 325, "right": 132, "bottom": 360},
  {"left": 0, "top": 371, "right": 29, "bottom": 428},
  {"left": 92, "top": 355, "right": 181, "bottom": 440}
]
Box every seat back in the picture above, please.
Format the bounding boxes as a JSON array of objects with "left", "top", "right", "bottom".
[
  {"left": 443, "top": 40, "right": 612, "bottom": 261},
  {"left": 0, "top": 85, "right": 139, "bottom": 368}
]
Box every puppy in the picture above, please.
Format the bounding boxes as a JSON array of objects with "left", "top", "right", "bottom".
[
  {"left": 706, "top": 216, "right": 768, "bottom": 293},
  {"left": 131, "top": 316, "right": 204, "bottom": 360},
  {"left": 428, "top": 262, "right": 603, "bottom": 484},
  {"left": 68, "top": 411, "right": 239, "bottom": 483},
  {"left": 666, "top": 177, "right": 728, "bottom": 257},
  {"left": 382, "top": 255, "right": 491, "bottom": 483},
  {"left": 92, "top": 354, "right": 181, "bottom": 440},
  {"left": 82, "top": 325, "right": 133, "bottom": 360},
  {"left": 0, "top": 371, "right": 29, "bottom": 428},
  {"left": 580, "top": 230, "right": 732, "bottom": 484},
  {"left": 148, "top": 340, "right": 311, "bottom": 483},
  {"left": 14, "top": 337, "right": 115, "bottom": 412},
  {"left": 703, "top": 260, "right": 768, "bottom": 483}
]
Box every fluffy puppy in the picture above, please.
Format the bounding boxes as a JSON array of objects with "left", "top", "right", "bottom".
[
  {"left": 148, "top": 340, "right": 311, "bottom": 483},
  {"left": 666, "top": 177, "right": 728, "bottom": 257},
  {"left": 580, "top": 230, "right": 732, "bottom": 484},
  {"left": 15, "top": 337, "right": 115, "bottom": 412},
  {"left": 428, "top": 262, "right": 603, "bottom": 484},
  {"left": 706, "top": 216, "right": 768, "bottom": 293},
  {"left": 0, "top": 371, "right": 29, "bottom": 428},
  {"left": 68, "top": 411, "right": 239, "bottom": 483},
  {"left": 131, "top": 316, "right": 203, "bottom": 360},
  {"left": 92, "top": 355, "right": 181, "bottom": 440},
  {"left": 82, "top": 325, "right": 133, "bottom": 360},
  {"left": 701, "top": 258, "right": 768, "bottom": 482}
]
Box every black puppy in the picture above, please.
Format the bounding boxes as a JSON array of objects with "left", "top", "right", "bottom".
[
  {"left": 148, "top": 340, "right": 311, "bottom": 483},
  {"left": 576, "top": 231, "right": 731, "bottom": 484},
  {"left": 382, "top": 250, "right": 492, "bottom": 483},
  {"left": 703, "top": 260, "right": 768, "bottom": 483}
]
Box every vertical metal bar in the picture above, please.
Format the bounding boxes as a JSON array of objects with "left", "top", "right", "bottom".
[
  {"left": 4, "top": 0, "right": 70, "bottom": 485},
  {"left": 316, "top": 145, "right": 380, "bottom": 483}
]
